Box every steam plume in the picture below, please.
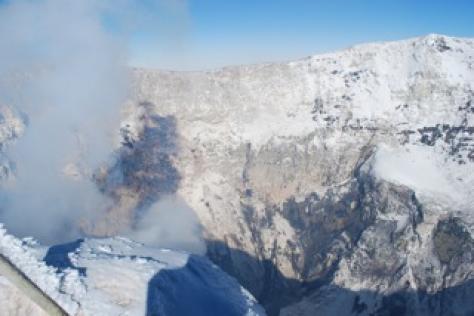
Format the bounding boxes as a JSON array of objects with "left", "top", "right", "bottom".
[
  {"left": 0, "top": 0, "right": 128, "bottom": 243},
  {"left": 0, "top": 0, "right": 204, "bottom": 254}
]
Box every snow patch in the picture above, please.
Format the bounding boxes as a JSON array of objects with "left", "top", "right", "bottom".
[{"left": 368, "top": 144, "right": 473, "bottom": 211}]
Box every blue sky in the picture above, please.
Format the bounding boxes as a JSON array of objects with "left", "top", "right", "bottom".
[
  {"left": 2, "top": 0, "right": 474, "bottom": 70},
  {"left": 128, "top": 0, "right": 474, "bottom": 70}
]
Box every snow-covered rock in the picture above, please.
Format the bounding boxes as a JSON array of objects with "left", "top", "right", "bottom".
[{"left": 0, "top": 225, "right": 265, "bottom": 316}]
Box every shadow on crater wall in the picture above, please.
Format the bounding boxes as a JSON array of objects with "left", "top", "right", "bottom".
[
  {"left": 205, "top": 240, "right": 474, "bottom": 316},
  {"left": 206, "top": 239, "right": 321, "bottom": 316},
  {"left": 98, "top": 101, "right": 181, "bottom": 211}
]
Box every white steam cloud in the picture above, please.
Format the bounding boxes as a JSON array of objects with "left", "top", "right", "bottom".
[
  {"left": 0, "top": 0, "right": 203, "bottom": 252},
  {"left": 128, "top": 195, "right": 205, "bottom": 254},
  {"left": 0, "top": 0, "right": 127, "bottom": 244}
]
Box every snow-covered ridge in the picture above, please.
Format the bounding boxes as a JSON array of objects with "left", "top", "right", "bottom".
[
  {"left": 0, "top": 224, "right": 265, "bottom": 315},
  {"left": 131, "top": 34, "right": 474, "bottom": 149}
]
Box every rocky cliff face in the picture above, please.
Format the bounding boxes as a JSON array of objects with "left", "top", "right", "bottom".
[
  {"left": 2, "top": 34, "right": 474, "bottom": 315},
  {"left": 119, "top": 34, "right": 474, "bottom": 315}
]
